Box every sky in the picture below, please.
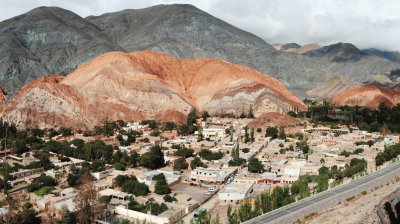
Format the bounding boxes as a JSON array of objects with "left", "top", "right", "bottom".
[{"left": 1, "top": 0, "right": 400, "bottom": 51}]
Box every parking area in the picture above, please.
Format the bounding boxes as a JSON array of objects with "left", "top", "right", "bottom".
[{"left": 171, "top": 183, "right": 212, "bottom": 203}]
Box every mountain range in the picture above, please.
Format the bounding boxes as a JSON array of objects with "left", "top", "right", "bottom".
[{"left": 1, "top": 4, "right": 400, "bottom": 99}]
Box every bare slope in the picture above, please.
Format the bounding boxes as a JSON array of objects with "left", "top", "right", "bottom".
[{"left": 332, "top": 85, "right": 400, "bottom": 108}]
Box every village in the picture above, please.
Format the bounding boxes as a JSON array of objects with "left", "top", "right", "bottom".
[{"left": 0, "top": 110, "right": 399, "bottom": 224}]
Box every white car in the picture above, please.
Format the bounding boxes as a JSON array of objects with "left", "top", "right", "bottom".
[{"left": 205, "top": 191, "right": 212, "bottom": 195}]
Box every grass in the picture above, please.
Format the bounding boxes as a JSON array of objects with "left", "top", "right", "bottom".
[{"left": 35, "top": 186, "right": 53, "bottom": 196}]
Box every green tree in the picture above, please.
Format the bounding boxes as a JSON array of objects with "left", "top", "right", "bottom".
[
  {"left": 174, "top": 147, "right": 194, "bottom": 158},
  {"left": 244, "top": 126, "right": 249, "bottom": 143},
  {"left": 153, "top": 173, "right": 171, "bottom": 195},
  {"left": 202, "top": 111, "right": 211, "bottom": 121},
  {"left": 190, "top": 157, "right": 206, "bottom": 170},
  {"left": 247, "top": 158, "right": 264, "bottom": 173},
  {"left": 247, "top": 105, "right": 254, "bottom": 118},
  {"left": 173, "top": 158, "right": 188, "bottom": 171},
  {"left": 278, "top": 127, "right": 286, "bottom": 139},
  {"left": 265, "top": 127, "right": 278, "bottom": 138},
  {"left": 140, "top": 145, "right": 165, "bottom": 169},
  {"left": 121, "top": 180, "right": 149, "bottom": 196}
]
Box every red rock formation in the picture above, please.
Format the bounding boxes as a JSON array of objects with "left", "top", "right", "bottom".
[
  {"left": 1, "top": 51, "right": 307, "bottom": 129},
  {"left": 332, "top": 85, "right": 400, "bottom": 108},
  {"left": 0, "top": 86, "right": 6, "bottom": 101}
]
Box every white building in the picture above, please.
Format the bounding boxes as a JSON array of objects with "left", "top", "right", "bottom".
[
  {"left": 218, "top": 183, "right": 254, "bottom": 203},
  {"left": 91, "top": 169, "right": 114, "bottom": 180},
  {"left": 190, "top": 167, "right": 236, "bottom": 186},
  {"left": 201, "top": 128, "right": 226, "bottom": 140}
]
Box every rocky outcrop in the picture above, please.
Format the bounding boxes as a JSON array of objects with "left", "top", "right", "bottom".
[
  {"left": 364, "top": 187, "right": 400, "bottom": 224},
  {"left": 0, "top": 51, "right": 306, "bottom": 129},
  {"left": 332, "top": 85, "right": 400, "bottom": 108}
]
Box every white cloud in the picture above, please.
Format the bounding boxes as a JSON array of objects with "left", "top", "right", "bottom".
[{"left": 1, "top": 0, "right": 400, "bottom": 51}]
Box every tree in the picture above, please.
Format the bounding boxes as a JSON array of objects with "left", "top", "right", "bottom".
[
  {"left": 278, "top": 127, "right": 286, "bottom": 139},
  {"left": 265, "top": 127, "right": 278, "bottom": 138},
  {"left": 248, "top": 158, "right": 264, "bottom": 173},
  {"left": 174, "top": 147, "right": 194, "bottom": 158},
  {"left": 140, "top": 145, "right": 165, "bottom": 169},
  {"left": 187, "top": 108, "right": 198, "bottom": 134},
  {"left": 67, "top": 173, "right": 80, "bottom": 187},
  {"left": 190, "top": 157, "right": 206, "bottom": 170},
  {"left": 153, "top": 173, "right": 171, "bottom": 195},
  {"left": 27, "top": 174, "right": 57, "bottom": 192},
  {"left": 250, "top": 128, "right": 255, "bottom": 142},
  {"left": 173, "top": 158, "right": 188, "bottom": 171},
  {"left": 239, "top": 108, "right": 246, "bottom": 119},
  {"left": 74, "top": 174, "right": 105, "bottom": 224},
  {"left": 358, "top": 122, "right": 369, "bottom": 131},
  {"left": 199, "top": 149, "right": 223, "bottom": 161},
  {"left": 288, "top": 111, "right": 297, "bottom": 117},
  {"left": 202, "top": 111, "right": 211, "bottom": 121},
  {"left": 3, "top": 198, "right": 41, "bottom": 224},
  {"left": 13, "top": 139, "right": 29, "bottom": 154},
  {"left": 90, "top": 159, "right": 105, "bottom": 172},
  {"left": 60, "top": 210, "right": 77, "bottom": 224},
  {"left": 121, "top": 179, "right": 149, "bottom": 196},
  {"left": 316, "top": 174, "right": 329, "bottom": 192},
  {"left": 164, "top": 121, "right": 176, "bottom": 131},
  {"left": 247, "top": 105, "right": 254, "bottom": 118},
  {"left": 244, "top": 126, "right": 249, "bottom": 143}
]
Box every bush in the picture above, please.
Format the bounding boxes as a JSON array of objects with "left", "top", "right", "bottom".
[
  {"left": 163, "top": 194, "right": 177, "bottom": 202},
  {"left": 112, "top": 163, "right": 126, "bottom": 171},
  {"left": 35, "top": 186, "right": 53, "bottom": 196},
  {"left": 241, "top": 148, "right": 250, "bottom": 153}
]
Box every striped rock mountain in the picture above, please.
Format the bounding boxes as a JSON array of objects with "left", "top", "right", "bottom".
[{"left": 0, "top": 51, "right": 306, "bottom": 129}]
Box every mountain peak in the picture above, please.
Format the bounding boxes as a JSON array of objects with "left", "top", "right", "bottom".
[{"left": 304, "top": 42, "right": 368, "bottom": 62}]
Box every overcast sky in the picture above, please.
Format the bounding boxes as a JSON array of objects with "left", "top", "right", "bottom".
[{"left": 1, "top": 0, "right": 400, "bottom": 51}]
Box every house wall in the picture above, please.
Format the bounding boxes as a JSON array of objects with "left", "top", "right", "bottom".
[{"left": 115, "top": 206, "right": 169, "bottom": 224}]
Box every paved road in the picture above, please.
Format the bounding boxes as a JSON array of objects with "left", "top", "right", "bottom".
[{"left": 244, "top": 161, "right": 400, "bottom": 224}]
